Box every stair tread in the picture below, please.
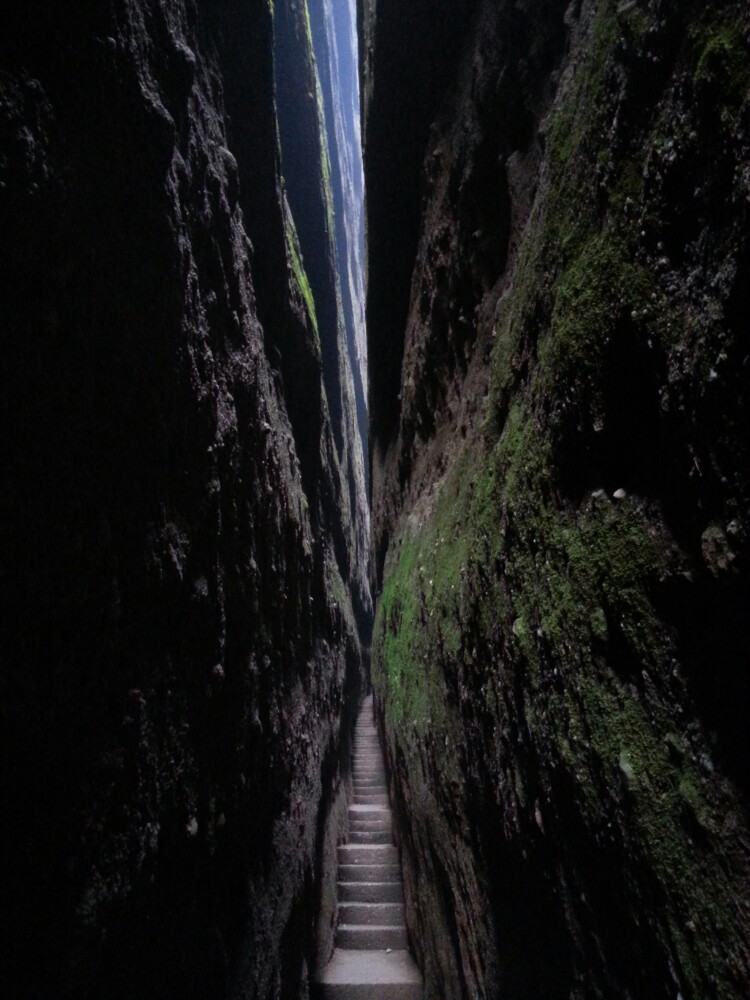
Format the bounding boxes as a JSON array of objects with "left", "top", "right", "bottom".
[
  {"left": 338, "top": 864, "right": 401, "bottom": 881},
  {"left": 338, "top": 923, "right": 407, "bottom": 930},
  {"left": 338, "top": 881, "right": 403, "bottom": 886},
  {"left": 315, "top": 948, "right": 421, "bottom": 986},
  {"left": 337, "top": 925, "right": 409, "bottom": 949}
]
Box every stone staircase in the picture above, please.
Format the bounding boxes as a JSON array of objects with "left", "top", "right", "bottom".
[{"left": 314, "top": 695, "right": 423, "bottom": 999}]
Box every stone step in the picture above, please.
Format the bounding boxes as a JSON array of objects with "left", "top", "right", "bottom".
[
  {"left": 338, "top": 863, "right": 401, "bottom": 882},
  {"left": 313, "top": 949, "right": 422, "bottom": 1000},
  {"left": 350, "top": 807, "right": 389, "bottom": 818},
  {"left": 348, "top": 829, "right": 392, "bottom": 845},
  {"left": 338, "top": 843, "right": 398, "bottom": 866},
  {"left": 349, "top": 817, "right": 391, "bottom": 830},
  {"left": 338, "top": 881, "right": 404, "bottom": 904},
  {"left": 339, "top": 902, "right": 405, "bottom": 927},
  {"left": 353, "top": 794, "right": 388, "bottom": 806},
  {"left": 348, "top": 806, "right": 391, "bottom": 820},
  {"left": 337, "top": 924, "right": 408, "bottom": 950}
]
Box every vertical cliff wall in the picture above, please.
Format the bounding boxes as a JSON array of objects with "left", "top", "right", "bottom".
[
  {"left": 364, "top": 0, "right": 750, "bottom": 997},
  {"left": 0, "top": 1, "right": 367, "bottom": 997},
  {"left": 309, "top": 0, "right": 369, "bottom": 496},
  {"left": 275, "top": 0, "right": 370, "bottom": 637}
]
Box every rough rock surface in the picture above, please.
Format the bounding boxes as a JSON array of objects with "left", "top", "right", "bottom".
[
  {"left": 363, "top": 0, "right": 750, "bottom": 997},
  {"left": 1, "top": 1, "right": 367, "bottom": 997}
]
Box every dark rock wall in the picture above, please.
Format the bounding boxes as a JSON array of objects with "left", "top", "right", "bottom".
[
  {"left": 359, "top": 0, "right": 480, "bottom": 523},
  {"left": 363, "top": 0, "right": 750, "bottom": 997},
  {"left": 0, "top": 1, "right": 366, "bottom": 997}
]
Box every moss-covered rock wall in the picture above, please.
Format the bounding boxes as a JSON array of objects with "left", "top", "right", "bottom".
[{"left": 364, "top": 0, "right": 750, "bottom": 996}]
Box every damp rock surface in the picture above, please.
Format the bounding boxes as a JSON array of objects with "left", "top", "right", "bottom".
[
  {"left": 363, "top": 0, "right": 750, "bottom": 997},
  {"left": 0, "top": 2, "right": 368, "bottom": 998}
]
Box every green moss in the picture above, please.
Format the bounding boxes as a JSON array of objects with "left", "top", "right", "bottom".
[
  {"left": 284, "top": 214, "right": 319, "bottom": 342},
  {"left": 325, "top": 556, "right": 357, "bottom": 635},
  {"left": 300, "top": 0, "right": 335, "bottom": 238},
  {"left": 540, "top": 234, "right": 651, "bottom": 393},
  {"left": 373, "top": 1, "right": 748, "bottom": 990},
  {"left": 301, "top": 0, "right": 314, "bottom": 55},
  {"left": 617, "top": 2, "right": 649, "bottom": 42},
  {"left": 312, "top": 71, "right": 335, "bottom": 240},
  {"left": 590, "top": 606, "right": 608, "bottom": 642},
  {"left": 376, "top": 470, "right": 486, "bottom": 723},
  {"left": 373, "top": 537, "right": 422, "bottom": 725},
  {"left": 546, "top": 0, "right": 618, "bottom": 182},
  {"left": 609, "top": 152, "right": 646, "bottom": 213},
  {"left": 678, "top": 775, "right": 716, "bottom": 834},
  {"left": 693, "top": 18, "right": 750, "bottom": 98}
]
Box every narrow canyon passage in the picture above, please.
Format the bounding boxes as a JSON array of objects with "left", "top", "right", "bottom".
[{"left": 1, "top": 1, "right": 749, "bottom": 999}]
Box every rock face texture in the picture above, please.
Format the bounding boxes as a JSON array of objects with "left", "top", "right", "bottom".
[
  {"left": 1, "top": 2, "right": 368, "bottom": 998},
  {"left": 363, "top": 0, "right": 750, "bottom": 997}
]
